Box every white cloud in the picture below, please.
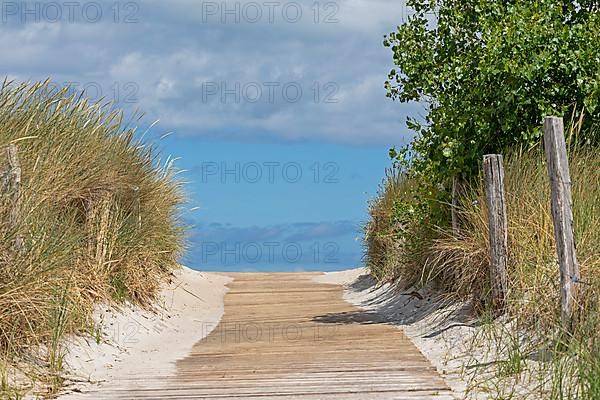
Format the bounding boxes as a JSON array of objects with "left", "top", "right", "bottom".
[{"left": 0, "top": 0, "right": 418, "bottom": 145}]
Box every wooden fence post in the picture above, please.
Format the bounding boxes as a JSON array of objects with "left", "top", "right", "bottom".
[
  {"left": 543, "top": 116, "right": 580, "bottom": 329},
  {"left": 483, "top": 154, "right": 509, "bottom": 312},
  {"left": 2, "top": 144, "right": 23, "bottom": 252}
]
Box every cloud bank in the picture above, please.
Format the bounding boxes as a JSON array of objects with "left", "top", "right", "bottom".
[{"left": 1, "top": 0, "right": 418, "bottom": 145}]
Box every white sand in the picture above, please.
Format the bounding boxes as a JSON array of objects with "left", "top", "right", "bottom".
[{"left": 57, "top": 267, "right": 231, "bottom": 398}]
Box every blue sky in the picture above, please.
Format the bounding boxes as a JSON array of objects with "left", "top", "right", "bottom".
[{"left": 1, "top": 0, "right": 421, "bottom": 271}]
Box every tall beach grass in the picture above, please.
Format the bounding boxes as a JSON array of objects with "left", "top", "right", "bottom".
[{"left": 0, "top": 80, "right": 184, "bottom": 396}]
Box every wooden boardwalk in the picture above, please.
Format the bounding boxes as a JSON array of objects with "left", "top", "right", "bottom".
[{"left": 97, "top": 273, "right": 454, "bottom": 399}]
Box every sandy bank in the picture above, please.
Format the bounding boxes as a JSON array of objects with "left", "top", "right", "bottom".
[
  {"left": 57, "top": 267, "right": 231, "bottom": 398},
  {"left": 314, "top": 268, "right": 480, "bottom": 399},
  {"left": 317, "top": 269, "right": 550, "bottom": 399}
]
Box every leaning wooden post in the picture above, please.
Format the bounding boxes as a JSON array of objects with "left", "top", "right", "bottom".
[
  {"left": 483, "top": 154, "right": 509, "bottom": 312},
  {"left": 2, "top": 144, "right": 24, "bottom": 252},
  {"left": 543, "top": 116, "right": 580, "bottom": 329}
]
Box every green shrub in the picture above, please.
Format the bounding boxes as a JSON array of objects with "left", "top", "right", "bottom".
[{"left": 385, "top": 0, "right": 600, "bottom": 182}]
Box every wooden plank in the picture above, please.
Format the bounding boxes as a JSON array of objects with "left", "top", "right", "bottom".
[
  {"left": 543, "top": 116, "right": 580, "bottom": 328},
  {"left": 483, "top": 154, "right": 509, "bottom": 311}
]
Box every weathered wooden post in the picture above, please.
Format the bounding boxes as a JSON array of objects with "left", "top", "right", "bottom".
[
  {"left": 543, "top": 116, "right": 580, "bottom": 329},
  {"left": 483, "top": 154, "right": 509, "bottom": 311},
  {"left": 2, "top": 144, "right": 23, "bottom": 252}
]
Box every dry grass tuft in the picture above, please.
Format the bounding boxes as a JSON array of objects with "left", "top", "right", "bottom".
[
  {"left": 364, "top": 168, "right": 408, "bottom": 281},
  {"left": 429, "top": 148, "right": 600, "bottom": 330},
  {"left": 0, "top": 80, "right": 184, "bottom": 396},
  {"left": 365, "top": 123, "right": 600, "bottom": 397}
]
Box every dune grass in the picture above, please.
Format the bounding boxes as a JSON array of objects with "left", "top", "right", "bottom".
[
  {"left": 364, "top": 168, "right": 449, "bottom": 284},
  {"left": 0, "top": 81, "right": 184, "bottom": 396},
  {"left": 365, "top": 125, "right": 600, "bottom": 397}
]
